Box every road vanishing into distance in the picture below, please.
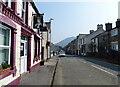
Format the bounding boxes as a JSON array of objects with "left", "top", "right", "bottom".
[{"left": 53, "top": 55, "right": 120, "bottom": 86}]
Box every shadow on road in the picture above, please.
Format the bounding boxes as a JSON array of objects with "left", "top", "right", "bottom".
[
  {"left": 82, "top": 57, "right": 120, "bottom": 72},
  {"left": 60, "top": 55, "right": 120, "bottom": 72}
]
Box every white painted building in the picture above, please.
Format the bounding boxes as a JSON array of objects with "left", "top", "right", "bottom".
[
  {"left": 41, "top": 22, "right": 51, "bottom": 61},
  {"left": 77, "top": 34, "right": 88, "bottom": 55},
  {"left": 85, "top": 24, "right": 104, "bottom": 55},
  {"left": 0, "top": 0, "right": 44, "bottom": 86},
  {"left": 78, "top": 24, "right": 104, "bottom": 56}
]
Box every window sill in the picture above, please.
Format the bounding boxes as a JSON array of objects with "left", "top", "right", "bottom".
[{"left": 0, "top": 69, "right": 16, "bottom": 80}]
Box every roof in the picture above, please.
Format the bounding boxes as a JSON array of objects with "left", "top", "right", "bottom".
[
  {"left": 91, "top": 31, "right": 108, "bottom": 39},
  {"left": 111, "top": 26, "right": 120, "bottom": 30},
  {"left": 30, "top": 1, "right": 40, "bottom": 15},
  {"left": 86, "top": 28, "right": 104, "bottom": 38},
  {"left": 78, "top": 34, "right": 89, "bottom": 40}
]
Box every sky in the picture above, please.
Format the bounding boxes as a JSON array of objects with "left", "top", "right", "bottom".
[{"left": 35, "top": 0, "right": 119, "bottom": 44}]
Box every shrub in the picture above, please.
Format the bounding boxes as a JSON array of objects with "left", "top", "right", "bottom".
[{"left": 1, "top": 63, "right": 10, "bottom": 69}]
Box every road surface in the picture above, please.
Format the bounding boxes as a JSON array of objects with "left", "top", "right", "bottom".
[{"left": 53, "top": 55, "right": 120, "bottom": 86}]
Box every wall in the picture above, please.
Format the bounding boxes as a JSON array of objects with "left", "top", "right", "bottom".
[
  {"left": 42, "top": 32, "right": 48, "bottom": 60},
  {"left": 0, "top": 7, "right": 21, "bottom": 87},
  {"left": 85, "top": 29, "right": 104, "bottom": 53}
]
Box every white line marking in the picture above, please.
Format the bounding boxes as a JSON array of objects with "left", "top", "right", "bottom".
[{"left": 91, "top": 65, "right": 117, "bottom": 77}]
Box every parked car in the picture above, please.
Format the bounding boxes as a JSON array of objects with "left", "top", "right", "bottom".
[{"left": 58, "top": 53, "right": 66, "bottom": 57}]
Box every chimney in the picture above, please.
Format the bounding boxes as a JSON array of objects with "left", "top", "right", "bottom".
[
  {"left": 105, "top": 23, "right": 112, "bottom": 31},
  {"left": 97, "top": 24, "right": 103, "bottom": 30},
  {"left": 77, "top": 35, "right": 79, "bottom": 39},
  {"left": 116, "top": 19, "right": 120, "bottom": 27},
  {"left": 90, "top": 30, "right": 94, "bottom": 34}
]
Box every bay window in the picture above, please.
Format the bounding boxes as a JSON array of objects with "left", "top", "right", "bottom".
[{"left": 0, "top": 24, "right": 11, "bottom": 65}]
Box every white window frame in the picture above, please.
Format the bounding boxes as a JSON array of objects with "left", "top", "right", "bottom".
[
  {"left": 8, "top": 0, "right": 11, "bottom": 8},
  {"left": 111, "top": 41, "right": 118, "bottom": 51},
  {"left": 0, "top": 24, "right": 11, "bottom": 64},
  {"left": 22, "top": 0, "right": 26, "bottom": 23},
  {"left": 111, "top": 28, "right": 118, "bottom": 37}
]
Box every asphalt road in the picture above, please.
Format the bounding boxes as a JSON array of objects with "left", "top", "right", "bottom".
[{"left": 53, "top": 55, "right": 120, "bottom": 86}]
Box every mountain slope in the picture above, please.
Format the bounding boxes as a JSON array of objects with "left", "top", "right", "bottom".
[
  {"left": 51, "top": 43, "right": 63, "bottom": 52},
  {"left": 55, "top": 37, "right": 75, "bottom": 48}
]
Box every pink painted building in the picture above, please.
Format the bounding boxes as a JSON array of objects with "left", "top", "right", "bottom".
[{"left": 0, "top": 0, "right": 45, "bottom": 86}]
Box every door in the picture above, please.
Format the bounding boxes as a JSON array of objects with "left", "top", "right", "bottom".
[{"left": 20, "top": 36, "right": 28, "bottom": 74}]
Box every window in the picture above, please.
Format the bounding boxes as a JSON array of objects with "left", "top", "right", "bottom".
[
  {"left": 20, "top": 36, "right": 28, "bottom": 56},
  {"left": 95, "top": 38, "right": 98, "bottom": 44},
  {"left": 0, "top": 24, "right": 11, "bottom": 65},
  {"left": 111, "top": 41, "right": 118, "bottom": 51},
  {"left": 2, "top": 0, "right": 11, "bottom": 8},
  {"left": 22, "top": 1, "right": 26, "bottom": 23},
  {"left": 82, "top": 39, "right": 83, "bottom": 44},
  {"left": 111, "top": 28, "right": 118, "bottom": 36},
  {"left": 80, "top": 39, "right": 82, "bottom": 44},
  {"left": 34, "top": 39, "right": 37, "bottom": 57}
]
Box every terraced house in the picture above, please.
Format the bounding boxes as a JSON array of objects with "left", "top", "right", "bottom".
[
  {"left": 0, "top": 0, "right": 51, "bottom": 86},
  {"left": 78, "top": 24, "right": 104, "bottom": 56},
  {"left": 110, "top": 19, "right": 120, "bottom": 52},
  {"left": 90, "top": 20, "right": 120, "bottom": 64}
]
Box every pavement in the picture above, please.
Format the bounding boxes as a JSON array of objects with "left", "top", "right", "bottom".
[
  {"left": 53, "top": 55, "right": 120, "bottom": 86},
  {"left": 19, "top": 56, "right": 58, "bottom": 86}
]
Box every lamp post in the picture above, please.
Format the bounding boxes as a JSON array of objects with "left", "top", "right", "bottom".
[{"left": 49, "top": 18, "right": 53, "bottom": 58}]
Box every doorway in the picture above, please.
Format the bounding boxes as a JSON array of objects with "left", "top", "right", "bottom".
[{"left": 20, "top": 35, "right": 28, "bottom": 74}]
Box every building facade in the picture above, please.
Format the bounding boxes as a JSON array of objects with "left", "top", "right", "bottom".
[
  {"left": 40, "top": 21, "right": 52, "bottom": 61},
  {"left": 77, "top": 34, "right": 88, "bottom": 56},
  {"left": 110, "top": 20, "right": 120, "bottom": 52},
  {"left": 81, "top": 24, "right": 104, "bottom": 56},
  {"left": 0, "top": 0, "right": 51, "bottom": 86},
  {"left": 91, "top": 20, "right": 120, "bottom": 62}
]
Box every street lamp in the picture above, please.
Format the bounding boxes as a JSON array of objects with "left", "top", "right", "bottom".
[{"left": 49, "top": 18, "right": 53, "bottom": 58}]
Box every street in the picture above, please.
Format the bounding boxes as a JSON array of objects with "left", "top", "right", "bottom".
[{"left": 53, "top": 55, "right": 120, "bottom": 86}]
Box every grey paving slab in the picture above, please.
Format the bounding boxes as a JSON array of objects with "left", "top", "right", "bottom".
[{"left": 19, "top": 57, "right": 57, "bottom": 85}]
